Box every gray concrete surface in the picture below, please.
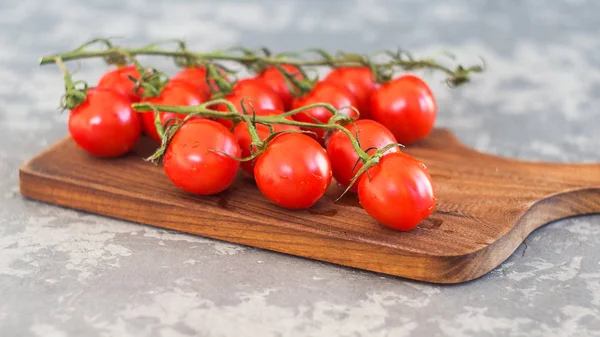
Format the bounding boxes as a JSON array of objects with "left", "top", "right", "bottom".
[{"left": 1, "top": 0, "right": 599, "bottom": 336}]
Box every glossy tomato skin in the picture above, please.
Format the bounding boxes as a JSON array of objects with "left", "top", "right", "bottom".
[
  {"left": 214, "top": 78, "right": 285, "bottom": 129},
  {"left": 141, "top": 80, "right": 208, "bottom": 143},
  {"left": 68, "top": 87, "right": 141, "bottom": 158},
  {"left": 97, "top": 65, "right": 142, "bottom": 102},
  {"left": 358, "top": 152, "right": 436, "bottom": 231},
  {"left": 254, "top": 133, "right": 332, "bottom": 209},
  {"left": 326, "top": 119, "right": 399, "bottom": 192},
  {"left": 232, "top": 109, "right": 300, "bottom": 176},
  {"left": 164, "top": 119, "right": 241, "bottom": 195},
  {"left": 323, "top": 67, "right": 377, "bottom": 119},
  {"left": 369, "top": 74, "right": 436, "bottom": 145},
  {"left": 256, "top": 65, "right": 304, "bottom": 110},
  {"left": 291, "top": 81, "right": 359, "bottom": 145}
]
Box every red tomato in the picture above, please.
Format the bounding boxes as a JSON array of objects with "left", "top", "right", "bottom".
[
  {"left": 323, "top": 67, "right": 377, "bottom": 119},
  {"left": 369, "top": 74, "right": 437, "bottom": 145},
  {"left": 254, "top": 133, "right": 332, "bottom": 209},
  {"left": 256, "top": 65, "right": 304, "bottom": 110},
  {"left": 233, "top": 109, "right": 300, "bottom": 176},
  {"left": 68, "top": 87, "right": 141, "bottom": 158},
  {"left": 326, "top": 119, "right": 400, "bottom": 192},
  {"left": 358, "top": 152, "right": 436, "bottom": 231},
  {"left": 291, "top": 81, "right": 359, "bottom": 145},
  {"left": 213, "top": 78, "right": 284, "bottom": 129},
  {"left": 164, "top": 119, "right": 241, "bottom": 195},
  {"left": 97, "top": 65, "right": 142, "bottom": 102},
  {"left": 171, "top": 66, "right": 225, "bottom": 96},
  {"left": 141, "top": 80, "right": 208, "bottom": 143}
]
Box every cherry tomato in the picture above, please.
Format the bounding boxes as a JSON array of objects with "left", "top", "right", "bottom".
[
  {"left": 141, "top": 80, "right": 208, "bottom": 143},
  {"left": 369, "top": 74, "right": 437, "bottom": 145},
  {"left": 233, "top": 109, "right": 300, "bottom": 176},
  {"left": 256, "top": 65, "right": 304, "bottom": 110},
  {"left": 171, "top": 66, "right": 225, "bottom": 96},
  {"left": 290, "top": 81, "right": 359, "bottom": 145},
  {"left": 254, "top": 133, "right": 332, "bottom": 209},
  {"left": 96, "top": 65, "right": 142, "bottom": 102},
  {"left": 358, "top": 152, "right": 436, "bottom": 231},
  {"left": 164, "top": 119, "right": 241, "bottom": 195},
  {"left": 68, "top": 87, "right": 141, "bottom": 158},
  {"left": 213, "top": 78, "right": 284, "bottom": 129},
  {"left": 326, "top": 119, "right": 400, "bottom": 192},
  {"left": 323, "top": 67, "right": 377, "bottom": 119}
]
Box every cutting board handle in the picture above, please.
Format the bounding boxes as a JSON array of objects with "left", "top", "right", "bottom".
[{"left": 409, "top": 128, "right": 600, "bottom": 213}]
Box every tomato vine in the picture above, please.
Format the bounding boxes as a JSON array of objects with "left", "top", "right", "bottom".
[
  {"left": 38, "top": 37, "right": 475, "bottom": 230},
  {"left": 40, "top": 38, "right": 484, "bottom": 89}
]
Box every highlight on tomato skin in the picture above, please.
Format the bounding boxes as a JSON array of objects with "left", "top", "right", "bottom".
[
  {"left": 357, "top": 152, "right": 436, "bottom": 231},
  {"left": 68, "top": 87, "right": 142, "bottom": 158},
  {"left": 254, "top": 133, "right": 333, "bottom": 210},
  {"left": 163, "top": 119, "right": 241, "bottom": 196},
  {"left": 369, "top": 74, "right": 437, "bottom": 145}
]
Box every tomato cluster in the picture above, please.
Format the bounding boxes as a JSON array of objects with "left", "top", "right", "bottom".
[{"left": 64, "top": 62, "right": 437, "bottom": 232}]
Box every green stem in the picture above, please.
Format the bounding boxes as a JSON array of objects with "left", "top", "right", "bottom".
[
  {"left": 54, "top": 57, "right": 88, "bottom": 110},
  {"left": 55, "top": 57, "right": 75, "bottom": 91},
  {"left": 152, "top": 107, "right": 165, "bottom": 139},
  {"left": 206, "top": 63, "right": 234, "bottom": 96},
  {"left": 39, "top": 44, "right": 483, "bottom": 85},
  {"left": 277, "top": 103, "right": 336, "bottom": 118},
  {"left": 245, "top": 116, "right": 263, "bottom": 147},
  {"left": 260, "top": 117, "right": 370, "bottom": 161},
  {"left": 134, "top": 102, "right": 244, "bottom": 120},
  {"left": 131, "top": 101, "right": 371, "bottom": 161},
  {"left": 238, "top": 106, "right": 265, "bottom": 148}
]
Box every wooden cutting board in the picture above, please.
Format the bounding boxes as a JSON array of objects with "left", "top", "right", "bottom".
[{"left": 18, "top": 128, "right": 600, "bottom": 284}]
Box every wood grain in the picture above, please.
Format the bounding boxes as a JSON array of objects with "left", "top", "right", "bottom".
[{"left": 18, "top": 128, "right": 600, "bottom": 284}]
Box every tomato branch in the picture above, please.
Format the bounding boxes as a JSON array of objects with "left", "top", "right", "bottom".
[
  {"left": 39, "top": 38, "right": 484, "bottom": 87},
  {"left": 132, "top": 101, "right": 373, "bottom": 163},
  {"left": 52, "top": 57, "right": 88, "bottom": 110}
]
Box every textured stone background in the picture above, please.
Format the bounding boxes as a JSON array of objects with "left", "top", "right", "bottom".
[{"left": 1, "top": 0, "right": 599, "bottom": 336}]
